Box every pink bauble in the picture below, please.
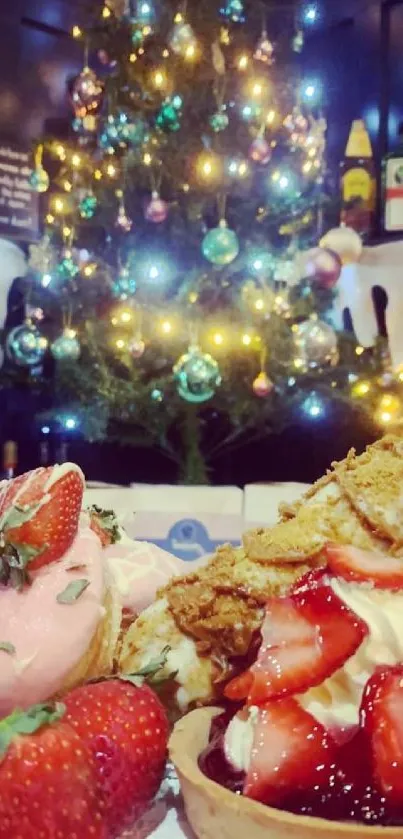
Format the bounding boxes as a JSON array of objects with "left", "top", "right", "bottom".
[
  {"left": 129, "top": 338, "right": 145, "bottom": 359},
  {"left": 302, "top": 247, "right": 342, "bottom": 289},
  {"left": 252, "top": 371, "right": 274, "bottom": 397},
  {"left": 145, "top": 191, "right": 168, "bottom": 224},
  {"left": 249, "top": 137, "right": 272, "bottom": 165}
]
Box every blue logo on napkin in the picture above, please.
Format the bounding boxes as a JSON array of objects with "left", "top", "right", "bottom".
[{"left": 149, "top": 518, "right": 238, "bottom": 561}]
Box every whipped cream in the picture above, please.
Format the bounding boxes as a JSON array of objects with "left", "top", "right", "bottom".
[
  {"left": 300, "top": 578, "right": 403, "bottom": 729},
  {"left": 224, "top": 578, "right": 403, "bottom": 768}
]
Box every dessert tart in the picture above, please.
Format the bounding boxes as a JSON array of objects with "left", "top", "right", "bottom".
[
  {"left": 170, "top": 546, "right": 403, "bottom": 837},
  {"left": 121, "top": 436, "right": 403, "bottom": 713}
]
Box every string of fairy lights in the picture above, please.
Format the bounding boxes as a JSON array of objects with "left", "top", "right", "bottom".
[{"left": 9, "top": 0, "right": 402, "bottom": 432}]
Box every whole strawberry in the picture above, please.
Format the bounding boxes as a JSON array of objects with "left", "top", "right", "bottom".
[
  {"left": 64, "top": 678, "right": 169, "bottom": 835},
  {"left": 0, "top": 463, "right": 84, "bottom": 585},
  {"left": 0, "top": 703, "right": 107, "bottom": 839}
]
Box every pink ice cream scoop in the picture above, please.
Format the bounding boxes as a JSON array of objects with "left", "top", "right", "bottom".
[
  {"left": 104, "top": 537, "right": 208, "bottom": 615},
  {"left": 0, "top": 526, "right": 105, "bottom": 717}
]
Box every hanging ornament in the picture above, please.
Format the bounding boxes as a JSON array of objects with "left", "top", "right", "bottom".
[
  {"left": 6, "top": 322, "right": 47, "bottom": 368},
  {"left": 220, "top": 0, "right": 245, "bottom": 23},
  {"left": 294, "top": 319, "right": 339, "bottom": 370},
  {"left": 239, "top": 100, "right": 262, "bottom": 124},
  {"left": 128, "top": 337, "right": 145, "bottom": 359},
  {"left": 169, "top": 20, "right": 197, "bottom": 56},
  {"left": 29, "top": 145, "right": 49, "bottom": 194},
  {"left": 79, "top": 192, "right": 97, "bottom": 219},
  {"left": 254, "top": 30, "right": 274, "bottom": 65},
  {"left": 71, "top": 66, "right": 103, "bottom": 118},
  {"left": 151, "top": 388, "right": 163, "bottom": 402},
  {"left": 115, "top": 200, "right": 133, "bottom": 232},
  {"left": 130, "top": 0, "right": 155, "bottom": 26},
  {"left": 300, "top": 247, "right": 342, "bottom": 289},
  {"left": 249, "top": 136, "right": 272, "bottom": 165},
  {"left": 51, "top": 329, "right": 80, "bottom": 362},
  {"left": 155, "top": 96, "right": 183, "bottom": 133},
  {"left": 57, "top": 251, "right": 80, "bottom": 282},
  {"left": 319, "top": 226, "right": 363, "bottom": 265},
  {"left": 145, "top": 191, "right": 168, "bottom": 223},
  {"left": 292, "top": 30, "right": 304, "bottom": 53},
  {"left": 112, "top": 267, "right": 136, "bottom": 300},
  {"left": 209, "top": 109, "right": 229, "bottom": 133},
  {"left": 174, "top": 345, "right": 221, "bottom": 403},
  {"left": 252, "top": 371, "right": 274, "bottom": 397},
  {"left": 202, "top": 220, "right": 239, "bottom": 266},
  {"left": 99, "top": 112, "right": 149, "bottom": 150},
  {"left": 29, "top": 235, "right": 58, "bottom": 276}
]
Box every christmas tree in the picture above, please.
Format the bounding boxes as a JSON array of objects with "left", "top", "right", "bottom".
[{"left": 7, "top": 0, "right": 401, "bottom": 482}]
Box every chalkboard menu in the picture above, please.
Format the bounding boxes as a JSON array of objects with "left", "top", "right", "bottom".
[{"left": 0, "top": 144, "right": 39, "bottom": 241}]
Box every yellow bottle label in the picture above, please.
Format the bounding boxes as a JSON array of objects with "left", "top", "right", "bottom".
[{"left": 342, "top": 167, "right": 374, "bottom": 203}]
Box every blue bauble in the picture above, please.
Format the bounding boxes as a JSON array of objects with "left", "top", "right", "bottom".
[
  {"left": 220, "top": 0, "right": 245, "bottom": 22},
  {"left": 29, "top": 166, "right": 49, "bottom": 194},
  {"left": 239, "top": 101, "right": 262, "bottom": 123},
  {"left": 156, "top": 97, "right": 182, "bottom": 133},
  {"left": 79, "top": 193, "right": 97, "bottom": 219},
  {"left": 131, "top": 0, "right": 155, "bottom": 25},
  {"left": 209, "top": 110, "right": 229, "bottom": 133},
  {"left": 6, "top": 323, "right": 47, "bottom": 367},
  {"left": 51, "top": 332, "right": 81, "bottom": 362},
  {"left": 202, "top": 223, "right": 239, "bottom": 266},
  {"left": 100, "top": 112, "right": 148, "bottom": 150},
  {"left": 57, "top": 255, "right": 79, "bottom": 281},
  {"left": 174, "top": 346, "right": 221, "bottom": 403},
  {"left": 151, "top": 388, "right": 163, "bottom": 402},
  {"left": 112, "top": 268, "right": 136, "bottom": 300}
]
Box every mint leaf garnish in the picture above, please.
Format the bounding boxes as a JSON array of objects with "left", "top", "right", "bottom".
[
  {"left": 56, "top": 579, "right": 90, "bottom": 604},
  {"left": 0, "top": 642, "right": 15, "bottom": 655}
]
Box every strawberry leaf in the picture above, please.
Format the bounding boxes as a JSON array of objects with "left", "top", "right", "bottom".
[
  {"left": 89, "top": 505, "right": 121, "bottom": 544},
  {"left": 56, "top": 579, "right": 90, "bottom": 604},
  {"left": 0, "top": 702, "right": 65, "bottom": 759},
  {"left": 0, "top": 642, "right": 15, "bottom": 655},
  {"left": 1, "top": 501, "right": 42, "bottom": 532}
]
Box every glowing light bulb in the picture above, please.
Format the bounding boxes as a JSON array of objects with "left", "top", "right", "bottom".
[
  {"left": 183, "top": 183, "right": 190, "bottom": 192},
  {"left": 153, "top": 70, "right": 166, "bottom": 89},
  {"left": 143, "top": 152, "right": 152, "bottom": 166},
  {"left": 149, "top": 265, "right": 159, "bottom": 280},
  {"left": 56, "top": 144, "right": 66, "bottom": 160},
  {"left": 279, "top": 175, "right": 289, "bottom": 190},
  {"left": 46, "top": 214, "right": 54, "bottom": 225},
  {"left": 129, "top": 53, "right": 137, "bottom": 63},
  {"left": 266, "top": 109, "right": 276, "bottom": 125},
  {"left": 116, "top": 339, "right": 125, "bottom": 350},
  {"left": 305, "top": 4, "right": 318, "bottom": 23},
  {"left": 302, "top": 392, "right": 324, "bottom": 418},
  {"left": 161, "top": 320, "right": 172, "bottom": 334},
  {"left": 143, "top": 25, "right": 152, "bottom": 35},
  {"left": 188, "top": 291, "right": 198, "bottom": 303},
  {"left": 64, "top": 417, "right": 77, "bottom": 430},
  {"left": 255, "top": 298, "right": 264, "bottom": 311},
  {"left": 380, "top": 411, "right": 392, "bottom": 424},
  {"left": 303, "top": 161, "right": 313, "bottom": 174},
  {"left": 62, "top": 225, "right": 72, "bottom": 238},
  {"left": 71, "top": 154, "right": 81, "bottom": 168},
  {"left": 355, "top": 346, "right": 365, "bottom": 356},
  {"left": 41, "top": 425, "right": 50, "bottom": 435},
  {"left": 242, "top": 334, "right": 252, "bottom": 346},
  {"left": 121, "top": 311, "right": 132, "bottom": 323},
  {"left": 63, "top": 180, "right": 72, "bottom": 192},
  {"left": 72, "top": 25, "right": 82, "bottom": 38},
  {"left": 106, "top": 163, "right": 116, "bottom": 177},
  {"left": 162, "top": 48, "right": 169, "bottom": 57},
  {"left": 54, "top": 198, "right": 65, "bottom": 214},
  {"left": 213, "top": 333, "right": 224, "bottom": 345},
  {"left": 83, "top": 264, "right": 96, "bottom": 277},
  {"left": 353, "top": 381, "right": 371, "bottom": 397},
  {"left": 238, "top": 54, "right": 249, "bottom": 70},
  {"left": 41, "top": 273, "right": 52, "bottom": 288},
  {"left": 203, "top": 161, "right": 212, "bottom": 176},
  {"left": 102, "top": 5, "right": 111, "bottom": 18},
  {"left": 252, "top": 82, "right": 263, "bottom": 98},
  {"left": 185, "top": 43, "right": 197, "bottom": 60},
  {"left": 94, "top": 169, "right": 103, "bottom": 180},
  {"left": 174, "top": 11, "right": 184, "bottom": 23}
]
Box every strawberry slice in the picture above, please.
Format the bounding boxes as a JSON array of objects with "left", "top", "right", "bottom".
[
  {"left": 0, "top": 464, "right": 85, "bottom": 578},
  {"left": 224, "top": 670, "right": 254, "bottom": 701},
  {"left": 248, "top": 584, "right": 368, "bottom": 704},
  {"left": 325, "top": 543, "right": 403, "bottom": 590},
  {"left": 244, "top": 698, "right": 336, "bottom": 805},
  {"left": 361, "top": 665, "right": 403, "bottom": 804}
]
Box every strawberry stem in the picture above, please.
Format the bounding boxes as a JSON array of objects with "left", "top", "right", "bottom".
[{"left": 0, "top": 703, "right": 65, "bottom": 760}]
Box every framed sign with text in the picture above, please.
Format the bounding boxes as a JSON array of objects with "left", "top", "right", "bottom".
[{"left": 0, "top": 143, "right": 39, "bottom": 242}]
